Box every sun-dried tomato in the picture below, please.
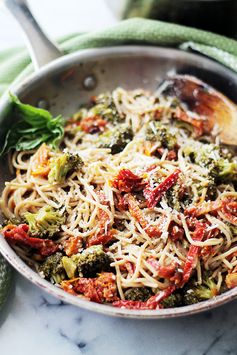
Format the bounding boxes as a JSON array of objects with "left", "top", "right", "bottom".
[
  {"left": 144, "top": 169, "right": 181, "bottom": 208},
  {"left": 174, "top": 106, "right": 210, "bottom": 137},
  {"left": 112, "top": 169, "right": 144, "bottom": 193},
  {"left": 182, "top": 224, "right": 206, "bottom": 285},
  {"left": 62, "top": 272, "right": 118, "bottom": 303},
  {"left": 125, "top": 193, "right": 161, "bottom": 238},
  {"left": 147, "top": 258, "right": 176, "bottom": 278},
  {"left": 185, "top": 200, "right": 221, "bottom": 217},
  {"left": 63, "top": 236, "right": 82, "bottom": 256},
  {"left": 2, "top": 224, "right": 58, "bottom": 256},
  {"left": 168, "top": 222, "right": 184, "bottom": 242},
  {"left": 113, "top": 285, "right": 175, "bottom": 310},
  {"left": 221, "top": 198, "right": 237, "bottom": 225},
  {"left": 147, "top": 258, "right": 182, "bottom": 285},
  {"left": 156, "top": 148, "right": 177, "bottom": 161},
  {"left": 87, "top": 192, "right": 113, "bottom": 247},
  {"left": 80, "top": 115, "right": 107, "bottom": 134}
]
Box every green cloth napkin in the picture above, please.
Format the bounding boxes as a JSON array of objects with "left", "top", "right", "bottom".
[
  {"left": 2, "top": 18, "right": 237, "bottom": 97},
  {"left": 2, "top": 17, "right": 237, "bottom": 308},
  {"left": 0, "top": 254, "right": 12, "bottom": 310}
]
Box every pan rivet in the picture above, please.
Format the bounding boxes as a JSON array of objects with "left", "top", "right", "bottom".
[
  {"left": 37, "top": 99, "right": 49, "bottom": 110},
  {"left": 83, "top": 75, "right": 97, "bottom": 90}
]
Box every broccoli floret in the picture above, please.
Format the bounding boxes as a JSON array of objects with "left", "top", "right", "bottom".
[
  {"left": 183, "top": 142, "right": 237, "bottom": 182},
  {"left": 90, "top": 93, "right": 123, "bottom": 124},
  {"left": 25, "top": 206, "right": 66, "bottom": 238},
  {"left": 205, "top": 177, "right": 218, "bottom": 201},
  {"left": 220, "top": 281, "right": 229, "bottom": 294},
  {"left": 48, "top": 152, "right": 83, "bottom": 183},
  {"left": 39, "top": 252, "right": 66, "bottom": 283},
  {"left": 161, "top": 293, "right": 183, "bottom": 308},
  {"left": 71, "top": 108, "right": 88, "bottom": 122},
  {"left": 229, "top": 224, "right": 237, "bottom": 236},
  {"left": 209, "top": 158, "right": 237, "bottom": 182},
  {"left": 183, "top": 276, "right": 218, "bottom": 305},
  {"left": 183, "top": 288, "right": 200, "bottom": 306},
  {"left": 62, "top": 256, "right": 77, "bottom": 279},
  {"left": 124, "top": 287, "right": 152, "bottom": 302},
  {"left": 183, "top": 142, "right": 219, "bottom": 168},
  {"left": 166, "top": 183, "right": 183, "bottom": 211},
  {"left": 72, "top": 245, "right": 113, "bottom": 277},
  {"left": 146, "top": 121, "right": 177, "bottom": 149},
  {"left": 98, "top": 124, "right": 133, "bottom": 154},
  {"left": 195, "top": 279, "right": 218, "bottom": 300},
  {"left": 3, "top": 217, "right": 21, "bottom": 226}
]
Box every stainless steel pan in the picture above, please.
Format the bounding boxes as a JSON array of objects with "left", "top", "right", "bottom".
[{"left": 1, "top": 0, "right": 237, "bottom": 318}]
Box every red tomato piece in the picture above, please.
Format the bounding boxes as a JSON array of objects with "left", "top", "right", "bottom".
[
  {"left": 182, "top": 224, "right": 206, "bottom": 285},
  {"left": 185, "top": 200, "right": 221, "bottom": 217},
  {"left": 174, "top": 106, "right": 210, "bottom": 137},
  {"left": 221, "top": 198, "right": 237, "bottom": 225},
  {"left": 169, "top": 222, "right": 184, "bottom": 242},
  {"left": 3, "top": 224, "right": 58, "bottom": 256},
  {"left": 125, "top": 193, "right": 161, "bottom": 238},
  {"left": 87, "top": 192, "right": 113, "bottom": 247},
  {"left": 144, "top": 169, "right": 181, "bottom": 208},
  {"left": 147, "top": 258, "right": 177, "bottom": 279},
  {"left": 63, "top": 236, "right": 82, "bottom": 256},
  {"left": 113, "top": 285, "right": 176, "bottom": 310},
  {"left": 80, "top": 115, "right": 107, "bottom": 134},
  {"left": 62, "top": 273, "right": 118, "bottom": 303},
  {"left": 112, "top": 169, "right": 144, "bottom": 193}
]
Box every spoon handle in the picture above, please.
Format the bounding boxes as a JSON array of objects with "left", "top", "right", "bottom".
[{"left": 3, "top": 0, "right": 62, "bottom": 69}]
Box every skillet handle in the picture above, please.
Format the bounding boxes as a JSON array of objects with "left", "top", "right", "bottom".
[{"left": 3, "top": 0, "right": 62, "bottom": 69}]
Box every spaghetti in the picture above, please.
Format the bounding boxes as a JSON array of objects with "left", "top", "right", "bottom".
[{"left": 1, "top": 85, "right": 237, "bottom": 309}]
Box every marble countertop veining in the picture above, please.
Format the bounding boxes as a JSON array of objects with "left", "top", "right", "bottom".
[
  {"left": 1, "top": 1, "right": 237, "bottom": 354},
  {"left": 1, "top": 274, "right": 237, "bottom": 355}
]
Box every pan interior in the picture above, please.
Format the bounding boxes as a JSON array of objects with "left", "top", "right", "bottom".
[{"left": 1, "top": 46, "right": 237, "bottom": 317}]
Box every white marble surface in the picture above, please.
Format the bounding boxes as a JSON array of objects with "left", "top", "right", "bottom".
[
  {"left": 1, "top": 273, "right": 237, "bottom": 355},
  {"left": 1, "top": 1, "right": 237, "bottom": 354}
]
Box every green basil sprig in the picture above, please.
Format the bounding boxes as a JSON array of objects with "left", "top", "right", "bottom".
[{"left": 0, "top": 94, "right": 65, "bottom": 155}]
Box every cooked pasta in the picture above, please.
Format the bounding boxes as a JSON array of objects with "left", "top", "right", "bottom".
[{"left": 1, "top": 83, "right": 237, "bottom": 309}]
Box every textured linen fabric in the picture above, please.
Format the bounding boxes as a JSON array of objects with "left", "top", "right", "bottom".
[
  {"left": 1, "top": 18, "right": 237, "bottom": 96},
  {"left": 0, "top": 254, "right": 12, "bottom": 310}
]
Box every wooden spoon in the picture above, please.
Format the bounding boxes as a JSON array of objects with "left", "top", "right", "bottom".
[{"left": 161, "top": 75, "right": 237, "bottom": 145}]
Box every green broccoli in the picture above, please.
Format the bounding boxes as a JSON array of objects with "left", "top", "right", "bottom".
[
  {"left": 48, "top": 152, "right": 83, "bottom": 183},
  {"left": 205, "top": 177, "right": 218, "bottom": 201},
  {"left": 3, "top": 217, "right": 21, "bottom": 226},
  {"left": 161, "top": 293, "right": 183, "bottom": 308},
  {"left": 183, "top": 288, "right": 200, "bottom": 306},
  {"left": 71, "top": 108, "right": 88, "bottom": 122},
  {"left": 62, "top": 256, "right": 77, "bottom": 279},
  {"left": 183, "top": 276, "right": 218, "bottom": 306},
  {"left": 166, "top": 183, "right": 183, "bottom": 211},
  {"left": 90, "top": 93, "right": 123, "bottom": 124},
  {"left": 220, "top": 281, "right": 229, "bottom": 294},
  {"left": 24, "top": 206, "right": 65, "bottom": 238},
  {"left": 124, "top": 287, "right": 152, "bottom": 302},
  {"left": 146, "top": 121, "right": 177, "bottom": 149},
  {"left": 183, "top": 142, "right": 219, "bottom": 168},
  {"left": 39, "top": 252, "right": 66, "bottom": 283},
  {"left": 195, "top": 278, "right": 218, "bottom": 299},
  {"left": 209, "top": 158, "right": 237, "bottom": 182},
  {"left": 72, "top": 245, "right": 113, "bottom": 277},
  {"left": 183, "top": 141, "right": 237, "bottom": 182},
  {"left": 98, "top": 124, "right": 133, "bottom": 154},
  {"left": 229, "top": 224, "right": 237, "bottom": 236}
]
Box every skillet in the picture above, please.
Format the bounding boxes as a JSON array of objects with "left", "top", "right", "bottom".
[{"left": 1, "top": 0, "right": 237, "bottom": 318}]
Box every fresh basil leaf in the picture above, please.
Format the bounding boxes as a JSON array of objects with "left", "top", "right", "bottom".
[
  {"left": 0, "top": 94, "right": 65, "bottom": 155},
  {"left": 10, "top": 94, "right": 52, "bottom": 128}
]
